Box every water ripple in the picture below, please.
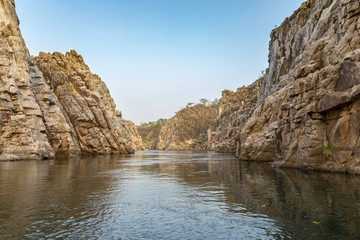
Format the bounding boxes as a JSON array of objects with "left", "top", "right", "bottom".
[{"left": 0, "top": 151, "right": 360, "bottom": 239}]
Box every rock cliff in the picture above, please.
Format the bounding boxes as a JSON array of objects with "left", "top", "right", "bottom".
[
  {"left": 119, "top": 119, "right": 144, "bottom": 151},
  {"left": 155, "top": 104, "right": 217, "bottom": 150},
  {"left": 0, "top": 0, "right": 63, "bottom": 160},
  {"left": 208, "top": 78, "right": 263, "bottom": 153},
  {"left": 137, "top": 119, "right": 167, "bottom": 149},
  {"left": 33, "top": 51, "right": 144, "bottom": 154},
  {"left": 0, "top": 0, "right": 142, "bottom": 160},
  {"left": 212, "top": 0, "right": 360, "bottom": 174}
]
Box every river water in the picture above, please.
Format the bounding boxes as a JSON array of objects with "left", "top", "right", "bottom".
[{"left": 0, "top": 151, "right": 360, "bottom": 239}]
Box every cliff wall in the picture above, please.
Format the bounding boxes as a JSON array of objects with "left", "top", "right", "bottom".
[
  {"left": 208, "top": 78, "right": 262, "bottom": 153},
  {"left": 213, "top": 0, "right": 360, "bottom": 173},
  {"left": 0, "top": 0, "right": 142, "bottom": 160},
  {"left": 33, "top": 51, "right": 144, "bottom": 154},
  {"left": 155, "top": 104, "right": 217, "bottom": 150},
  {"left": 0, "top": 0, "right": 68, "bottom": 160},
  {"left": 119, "top": 119, "right": 144, "bottom": 151},
  {"left": 137, "top": 119, "right": 167, "bottom": 149}
]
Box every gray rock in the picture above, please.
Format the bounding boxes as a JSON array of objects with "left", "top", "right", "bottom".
[{"left": 210, "top": 0, "right": 360, "bottom": 174}]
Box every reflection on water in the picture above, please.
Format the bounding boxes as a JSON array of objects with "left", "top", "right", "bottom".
[{"left": 0, "top": 150, "right": 360, "bottom": 239}]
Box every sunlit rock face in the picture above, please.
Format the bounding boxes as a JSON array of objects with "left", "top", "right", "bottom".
[
  {"left": 0, "top": 0, "right": 71, "bottom": 160},
  {"left": 119, "top": 119, "right": 144, "bottom": 151},
  {"left": 211, "top": 0, "right": 360, "bottom": 174},
  {"left": 0, "top": 0, "right": 141, "bottom": 159},
  {"left": 154, "top": 104, "right": 218, "bottom": 150},
  {"left": 33, "top": 51, "right": 144, "bottom": 154}
]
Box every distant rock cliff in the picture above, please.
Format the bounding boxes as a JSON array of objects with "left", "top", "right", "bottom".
[
  {"left": 211, "top": 0, "right": 360, "bottom": 174},
  {"left": 0, "top": 0, "right": 142, "bottom": 160},
  {"left": 137, "top": 119, "right": 167, "bottom": 149},
  {"left": 154, "top": 104, "right": 217, "bottom": 150},
  {"left": 208, "top": 78, "right": 263, "bottom": 153}
]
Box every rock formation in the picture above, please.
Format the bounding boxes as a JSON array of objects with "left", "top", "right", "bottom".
[
  {"left": 119, "top": 119, "right": 144, "bottom": 151},
  {"left": 0, "top": 0, "right": 61, "bottom": 160},
  {"left": 208, "top": 78, "right": 263, "bottom": 153},
  {"left": 155, "top": 104, "right": 217, "bottom": 150},
  {"left": 137, "top": 119, "right": 167, "bottom": 149},
  {"left": 33, "top": 51, "right": 144, "bottom": 154},
  {"left": 0, "top": 0, "right": 142, "bottom": 160},
  {"left": 211, "top": 0, "right": 360, "bottom": 174}
]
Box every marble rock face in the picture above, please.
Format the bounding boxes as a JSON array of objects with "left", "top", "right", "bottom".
[
  {"left": 0, "top": 0, "right": 142, "bottom": 160},
  {"left": 155, "top": 104, "right": 217, "bottom": 150},
  {"left": 208, "top": 78, "right": 263, "bottom": 153},
  {"left": 34, "top": 51, "right": 144, "bottom": 155},
  {"left": 210, "top": 0, "right": 360, "bottom": 174}
]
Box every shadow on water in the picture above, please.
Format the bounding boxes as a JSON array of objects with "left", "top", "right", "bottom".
[{"left": 0, "top": 150, "right": 359, "bottom": 239}]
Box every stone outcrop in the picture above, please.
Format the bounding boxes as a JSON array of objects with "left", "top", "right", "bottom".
[
  {"left": 0, "top": 0, "right": 63, "bottom": 160},
  {"left": 0, "top": 0, "right": 142, "bottom": 160},
  {"left": 155, "top": 104, "right": 217, "bottom": 150},
  {"left": 211, "top": 0, "right": 360, "bottom": 174},
  {"left": 33, "top": 51, "right": 144, "bottom": 154},
  {"left": 208, "top": 78, "right": 263, "bottom": 153},
  {"left": 120, "top": 119, "right": 144, "bottom": 151},
  {"left": 137, "top": 119, "right": 167, "bottom": 149}
]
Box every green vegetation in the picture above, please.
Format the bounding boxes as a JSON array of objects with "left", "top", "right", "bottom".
[
  {"left": 200, "top": 131, "right": 207, "bottom": 141},
  {"left": 137, "top": 119, "right": 167, "bottom": 145},
  {"left": 186, "top": 102, "right": 194, "bottom": 108},
  {"left": 322, "top": 145, "right": 333, "bottom": 157},
  {"left": 199, "top": 98, "right": 209, "bottom": 105},
  {"left": 138, "top": 118, "right": 166, "bottom": 129},
  {"left": 185, "top": 98, "right": 219, "bottom": 109}
]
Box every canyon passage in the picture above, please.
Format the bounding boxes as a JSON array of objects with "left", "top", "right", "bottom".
[{"left": 0, "top": 0, "right": 360, "bottom": 239}]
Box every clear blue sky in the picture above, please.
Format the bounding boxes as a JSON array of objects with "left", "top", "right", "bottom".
[{"left": 16, "top": 0, "right": 304, "bottom": 125}]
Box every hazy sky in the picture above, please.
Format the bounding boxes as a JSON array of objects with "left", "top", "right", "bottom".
[{"left": 16, "top": 0, "right": 304, "bottom": 125}]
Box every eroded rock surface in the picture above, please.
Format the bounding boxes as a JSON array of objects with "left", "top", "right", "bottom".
[
  {"left": 155, "top": 104, "right": 217, "bottom": 150},
  {"left": 212, "top": 0, "right": 360, "bottom": 174},
  {"left": 120, "top": 119, "right": 144, "bottom": 151},
  {"left": 137, "top": 119, "right": 167, "bottom": 149},
  {"left": 34, "top": 51, "right": 143, "bottom": 154},
  {"left": 208, "top": 78, "right": 263, "bottom": 153},
  {"left": 0, "top": 0, "right": 70, "bottom": 160},
  {"left": 0, "top": 0, "right": 141, "bottom": 159}
]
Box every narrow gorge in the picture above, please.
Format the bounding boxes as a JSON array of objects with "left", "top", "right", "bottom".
[
  {"left": 1, "top": 0, "right": 360, "bottom": 174},
  {"left": 2, "top": 0, "right": 360, "bottom": 239}
]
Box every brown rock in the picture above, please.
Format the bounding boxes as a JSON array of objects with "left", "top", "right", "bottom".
[
  {"left": 0, "top": 1, "right": 142, "bottom": 159},
  {"left": 0, "top": 0, "right": 63, "bottom": 160},
  {"left": 33, "top": 51, "right": 143, "bottom": 154},
  {"left": 136, "top": 119, "right": 167, "bottom": 149},
  {"left": 155, "top": 104, "right": 217, "bottom": 150}
]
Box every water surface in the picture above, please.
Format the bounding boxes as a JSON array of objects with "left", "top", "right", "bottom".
[{"left": 0, "top": 151, "right": 360, "bottom": 239}]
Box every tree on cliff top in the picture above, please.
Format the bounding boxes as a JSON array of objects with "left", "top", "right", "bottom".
[{"left": 199, "top": 98, "right": 210, "bottom": 105}]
